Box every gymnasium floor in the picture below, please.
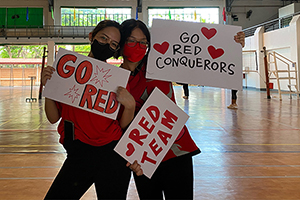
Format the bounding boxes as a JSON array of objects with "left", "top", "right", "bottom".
[{"left": 0, "top": 85, "right": 299, "bottom": 200}]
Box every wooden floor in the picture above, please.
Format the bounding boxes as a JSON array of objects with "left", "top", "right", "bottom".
[{"left": 0, "top": 86, "right": 299, "bottom": 200}]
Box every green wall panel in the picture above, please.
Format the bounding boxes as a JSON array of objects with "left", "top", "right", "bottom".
[
  {"left": 0, "top": 8, "right": 6, "bottom": 28},
  {"left": 6, "top": 8, "right": 43, "bottom": 28}
]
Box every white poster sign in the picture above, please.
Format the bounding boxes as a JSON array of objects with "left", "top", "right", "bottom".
[
  {"left": 147, "top": 19, "right": 243, "bottom": 90},
  {"left": 114, "top": 87, "right": 189, "bottom": 178},
  {"left": 43, "top": 48, "right": 130, "bottom": 120}
]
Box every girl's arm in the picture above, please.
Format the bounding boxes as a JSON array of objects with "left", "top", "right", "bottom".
[
  {"left": 42, "top": 66, "right": 61, "bottom": 124},
  {"left": 116, "top": 86, "right": 135, "bottom": 129},
  {"left": 45, "top": 98, "right": 61, "bottom": 124}
]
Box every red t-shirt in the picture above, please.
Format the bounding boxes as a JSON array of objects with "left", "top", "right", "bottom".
[
  {"left": 55, "top": 86, "right": 128, "bottom": 147},
  {"left": 128, "top": 66, "right": 200, "bottom": 162}
]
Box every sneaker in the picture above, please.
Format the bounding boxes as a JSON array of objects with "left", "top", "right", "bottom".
[
  {"left": 183, "top": 96, "right": 189, "bottom": 99},
  {"left": 227, "top": 104, "right": 238, "bottom": 109}
]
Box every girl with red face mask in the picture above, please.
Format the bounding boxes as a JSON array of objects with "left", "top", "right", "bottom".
[
  {"left": 119, "top": 19, "right": 245, "bottom": 200},
  {"left": 119, "top": 19, "right": 201, "bottom": 200},
  {"left": 42, "top": 20, "right": 135, "bottom": 200}
]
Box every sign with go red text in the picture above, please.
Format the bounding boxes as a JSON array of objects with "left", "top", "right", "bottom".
[
  {"left": 147, "top": 19, "right": 242, "bottom": 90},
  {"left": 114, "top": 87, "right": 189, "bottom": 179},
  {"left": 43, "top": 48, "right": 130, "bottom": 120}
]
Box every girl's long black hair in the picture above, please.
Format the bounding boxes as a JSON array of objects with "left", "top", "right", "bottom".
[{"left": 91, "top": 20, "right": 121, "bottom": 39}]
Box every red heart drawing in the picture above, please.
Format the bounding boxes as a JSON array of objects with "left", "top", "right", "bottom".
[
  {"left": 126, "top": 143, "right": 135, "bottom": 157},
  {"left": 207, "top": 45, "right": 224, "bottom": 59},
  {"left": 201, "top": 27, "right": 217, "bottom": 40},
  {"left": 153, "top": 41, "right": 169, "bottom": 55}
]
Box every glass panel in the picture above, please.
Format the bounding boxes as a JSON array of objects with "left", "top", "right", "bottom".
[
  {"left": 61, "top": 8, "right": 131, "bottom": 26},
  {"left": 148, "top": 7, "right": 219, "bottom": 27}
]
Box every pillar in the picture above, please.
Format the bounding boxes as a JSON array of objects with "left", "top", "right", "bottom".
[
  {"left": 254, "top": 26, "right": 265, "bottom": 89},
  {"left": 289, "top": 15, "right": 300, "bottom": 89},
  {"left": 47, "top": 41, "right": 55, "bottom": 66}
]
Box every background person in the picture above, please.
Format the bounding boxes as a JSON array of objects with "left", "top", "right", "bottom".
[
  {"left": 227, "top": 89, "right": 238, "bottom": 109},
  {"left": 182, "top": 83, "right": 189, "bottom": 99},
  {"left": 176, "top": 82, "right": 189, "bottom": 99}
]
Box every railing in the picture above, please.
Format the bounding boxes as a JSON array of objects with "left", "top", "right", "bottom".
[
  {"left": 0, "top": 25, "right": 95, "bottom": 39},
  {"left": 61, "top": 13, "right": 131, "bottom": 26},
  {"left": 1, "top": 11, "right": 300, "bottom": 39},
  {"left": 267, "top": 51, "right": 299, "bottom": 100},
  {"left": 243, "top": 12, "right": 300, "bottom": 37}
]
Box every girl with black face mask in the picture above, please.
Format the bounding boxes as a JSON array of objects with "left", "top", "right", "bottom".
[
  {"left": 42, "top": 20, "right": 135, "bottom": 200},
  {"left": 88, "top": 20, "right": 121, "bottom": 61}
]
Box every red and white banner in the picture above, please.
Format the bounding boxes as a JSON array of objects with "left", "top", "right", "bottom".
[
  {"left": 114, "top": 87, "right": 189, "bottom": 178},
  {"left": 43, "top": 48, "right": 130, "bottom": 120}
]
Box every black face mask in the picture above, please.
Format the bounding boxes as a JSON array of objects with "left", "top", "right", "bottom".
[{"left": 91, "top": 39, "right": 115, "bottom": 61}]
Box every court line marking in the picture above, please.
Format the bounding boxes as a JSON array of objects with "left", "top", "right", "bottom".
[
  {"left": 2, "top": 175, "right": 300, "bottom": 180},
  {"left": 0, "top": 177, "right": 54, "bottom": 180},
  {"left": 0, "top": 152, "right": 65, "bottom": 154},
  {"left": 0, "top": 129, "right": 56, "bottom": 132},
  {"left": 0, "top": 112, "right": 30, "bottom": 127},
  {"left": 200, "top": 144, "right": 300, "bottom": 146},
  {"left": 0, "top": 144, "right": 299, "bottom": 148},
  {"left": 2, "top": 165, "right": 300, "bottom": 169},
  {"left": 0, "top": 103, "right": 45, "bottom": 127},
  {"left": 193, "top": 165, "right": 300, "bottom": 167},
  {"left": 0, "top": 145, "right": 61, "bottom": 147},
  {"left": 194, "top": 175, "right": 300, "bottom": 179},
  {"left": 202, "top": 151, "right": 300, "bottom": 153},
  {"left": 0, "top": 166, "right": 61, "bottom": 169}
]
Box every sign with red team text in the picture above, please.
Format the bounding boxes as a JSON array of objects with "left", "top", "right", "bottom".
[
  {"left": 43, "top": 48, "right": 130, "bottom": 120},
  {"left": 114, "top": 87, "right": 189, "bottom": 179},
  {"left": 147, "top": 19, "right": 243, "bottom": 90}
]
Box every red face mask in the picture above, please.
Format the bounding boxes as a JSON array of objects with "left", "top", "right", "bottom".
[{"left": 123, "top": 43, "right": 147, "bottom": 63}]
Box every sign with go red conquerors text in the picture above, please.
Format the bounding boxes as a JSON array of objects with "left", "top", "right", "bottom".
[
  {"left": 114, "top": 87, "right": 189, "bottom": 179},
  {"left": 147, "top": 19, "right": 243, "bottom": 90},
  {"left": 43, "top": 48, "right": 130, "bottom": 120}
]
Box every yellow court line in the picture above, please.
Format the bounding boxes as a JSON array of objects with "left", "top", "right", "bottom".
[
  {"left": 0, "top": 129, "right": 57, "bottom": 132},
  {"left": 209, "top": 144, "right": 300, "bottom": 146},
  {"left": 0, "top": 104, "right": 44, "bottom": 127},
  {"left": 0, "top": 112, "right": 29, "bottom": 127},
  {"left": 1, "top": 144, "right": 299, "bottom": 148},
  {"left": 0, "top": 118, "right": 18, "bottom": 127},
  {"left": 0, "top": 145, "right": 61, "bottom": 147}
]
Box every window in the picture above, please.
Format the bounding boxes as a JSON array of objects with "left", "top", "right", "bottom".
[
  {"left": 61, "top": 8, "right": 131, "bottom": 26},
  {"left": 148, "top": 7, "right": 219, "bottom": 27}
]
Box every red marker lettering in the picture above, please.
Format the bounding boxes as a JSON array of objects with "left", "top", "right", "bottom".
[
  {"left": 56, "top": 54, "right": 77, "bottom": 78},
  {"left": 146, "top": 105, "right": 160, "bottom": 123},
  {"left": 105, "top": 92, "right": 118, "bottom": 114},
  {"left": 161, "top": 110, "right": 178, "bottom": 130},
  {"left": 75, "top": 60, "right": 93, "bottom": 84},
  {"left": 149, "top": 138, "right": 163, "bottom": 156},
  {"left": 79, "top": 84, "right": 97, "bottom": 109},
  {"left": 93, "top": 89, "right": 108, "bottom": 113},
  {"left": 157, "top": 130, "right": 172, "bottom": 145},
  {"left": 129, "top": 129, "right": 148, "bottom": 146},
  {"left": 138, "top": 116, "right": 155, "bottom": 134},
  {"left": 141, "top": 151, "right": 157, "bottom": 165},
  {"left": 126, "top": 143, "right": 135, "bottom": 157}
]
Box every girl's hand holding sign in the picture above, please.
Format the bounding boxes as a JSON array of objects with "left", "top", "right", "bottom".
[{"left": 41, "top": 66, "right": 55, "bottom": 87}]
